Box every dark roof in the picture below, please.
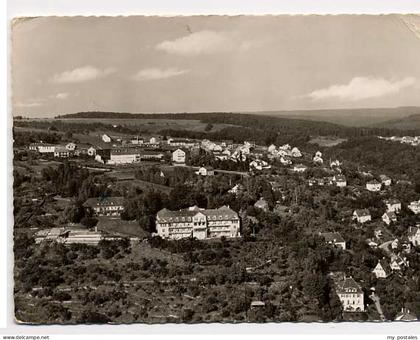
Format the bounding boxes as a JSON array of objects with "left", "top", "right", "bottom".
[
  {"left": 321, "top": 232, "right": 345, "bottom": 243},
  {"left": 83, "top": 196, "right": 124, "bottom": 208},
  {"left": 354, "top": 209, "right": 370, "bottom": 217},
  {"left": 330, "top": 272, "right": 363, "bottom": 294},
  {"left": 376, "top": 259, "right": 392, "bottom": 276},
  {"left": 157, "top": 206, "right": 238, "bottom": 223}
]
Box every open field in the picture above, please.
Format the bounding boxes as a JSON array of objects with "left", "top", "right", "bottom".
[{"left": 96, "top": 217, "right": 149, "bottom": 239}]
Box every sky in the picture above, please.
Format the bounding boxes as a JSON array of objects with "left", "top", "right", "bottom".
[{"left": 11, "top": 14, "right": 420, "bottom": 117}]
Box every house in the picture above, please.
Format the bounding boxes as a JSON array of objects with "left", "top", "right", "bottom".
[
  {"left": 249, "top": 159, "right": 271, "bottom": 171},
  {"left": 366, "top": 180, "right": 381, "bottom": 192},
  {"left": 390, "top": 255, "right": 408, "bottom": 271},
  {"left": 172, "top": 148, "right": 186, "bottom": 166},
  {"left": 83, "top": 196, "right": 125, "bottom": 216},
  {"left": 87, "top": 146, "right": 96, "bottom": 156},
  {"left": 385, "top": 199, "right": 401, "bottom": 213},
  {"left": 382, "top": 211, "right": 397, "bottom": 225},
  {"left": 293, "top": 164, "right": 307, "bottom": 173},
  {"left": 334, "top": 175, "right": 347, "bottom": 187},
  {"left": 313, "top": 155, "right": 323, "bottom": 164},
  {"left": 53, "top": 146, "right": 70, "bottom": 158},
  {"left": 380, "top": 174, "right": 392, "bottom": 186},
  {"left": 330, "top": 272, "right": 365, "bottom": 312},
  {"left": 254, "top": 198, "right": 269, "bottom": 212},
  {"left": 130, "top": 136, "right": 144, "bottom": 145},
  {"left": 167, "top": 138, "right": 197, "bottom": 148},
  {"left": 268, "top": 144, "right": 276, "bottom": 153},
  {"left": 65, "top": 142, "right": 76, "bottom": 151},
  {"left": 196, "top": 166, "right": 214, "bottom": 176},
  {"left": 408, "top": 200, "right": 420, "bottom": 214},
  {"left": 394, "top": 308, "right": 418, "bottom": 321},
  {"left": 280, "top": 156, "right": 292, "bottom": 165},
  {"left": 291, "top": 147, "right": 302, "bottom": 158},
  {"left": 353, "top": 209, "right": 371, "bottom": 223},
  {"left": 33, "top": 143, "right": 56, "bottom": 153},
  {"left": 250, "top": 301, "right": 266, "bottom": 309},
  {"left": 102, "top": 134, "right": 112, "bottom": 143},
  {"left": 391, "top": 238, "right": 399, "bottom": 250},
  {"left": 320, "top": 232, "right": 346, "bottom": 250},
  {"left": 108, "top": 148, "right": 141, "bottom": 165},
  {"left": 213, "top": 151, "right": 229, "bottom": 161},
  {"left": 372, "top": 259, "right": 392, "bottom": 278},
  {"left": 407, "top": 226, "right": 420, "bottom": 246},
  {"left": 228, "top": 184, "right": 244, "bottom": 196},
  {"left": 156, "top": 205, "right": 241, "bottom": 240}
]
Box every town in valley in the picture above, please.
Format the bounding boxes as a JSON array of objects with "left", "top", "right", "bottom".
[{"left": 12, "top": 111, "right": 420, "bottom": 323}]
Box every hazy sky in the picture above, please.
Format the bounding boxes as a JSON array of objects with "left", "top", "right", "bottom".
[{"left": 11, "top": 14, "right": 420, "bottom": 117}]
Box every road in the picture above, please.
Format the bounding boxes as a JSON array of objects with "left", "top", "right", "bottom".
[{"left": 370, "top": 293, "right": 386, "bottom": 321}]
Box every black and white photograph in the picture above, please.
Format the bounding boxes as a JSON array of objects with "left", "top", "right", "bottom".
[{"left": 5, "top": 2, "right": 420, "bottom": 335}]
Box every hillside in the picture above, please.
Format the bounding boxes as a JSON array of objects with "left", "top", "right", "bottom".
[
  {"left": 56, "top": 106, "right": 420, "bottom": 128},
  {"left": 370, "top": 114, "right": 420, "bottom": 131}
]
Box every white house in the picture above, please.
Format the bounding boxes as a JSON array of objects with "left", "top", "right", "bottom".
[
  {"left": 65, "top": 142, "right": 76, "bottom": 151},
  {"left": 54, "top": 146, "right": 70, "bottom": 158},
  {"left": 280, "top": 156, "right": 292, "bottom": 165},
  {"left": 408, "top": 200, "right": 420, "bottom": 214},
  {"left": 320, "top": 232, "right": 346, "bottom": 250},
  {"left": 390, "top": 256, "right": 408, "bottom": 271},
  {"left": 407, "top": 226, "right": 420, "bottom": 246},
  {"left": 83, "top": 196, "right": 125, "bottom": 216},
  {"left": 366, "top": 180, "right": 382, "bottom": 192},
  {"left": 254, "top": 198, "right": 269, "bottom": 211},
  {"left": 107, "top": 148, "right": 141, "bottom": 165},
  {"left": 172, "top": 149, "right": 186, "bottom": 165},
  {"left": 313, "top": 155, "right": 323, "bottom": 164},
  {"left": 196, "top": 166, "right": 214, "bottom": 176},
  {"left": 334, "top": 175, "right": 347, "bottom": 187},
  {"left": 87, "top": 146, "right": 96, "bottom": 156},
  {"left": 249, "top": 159, "right": 271, "bottom": 171},
  {"left": 385, "top": 199, "right": 401, "bottom": 213},
  {"left": 382, "top": 211, "right": 397, "bottom": 225},
  {"left": 373, "top": 259, "right": 392, "bottom": 279},
  {"left": 380, "top": 174, "right": 392, "bottom": 186},
  {"left": 268, "top": 144, "right": 277, "bottom": 153},
  {"left": 353, "top": 209, "right": 371, "bottom": 223},
  {"left": 330, "top": 272, "right": 364, "bottom": 312},
  {"left": 102, "top": 134, "right": 112, "bottom": 143},
  {"left": 130, "top": 136, "right": 144, "bottom": 145},
  {"left": 293, "top": 164, "right": 307, "bottom": 173},
  {"left": 291, "top": 147, "right": 302, "bottom": 158},
  {"left": 37, "top": 143, "right": 56, "bottom": 153}
]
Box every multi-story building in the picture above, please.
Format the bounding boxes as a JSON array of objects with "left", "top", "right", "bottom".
[
  {"left": 330, "top": 272, "right": 365, "bottom": 312},
  {"left": 172, "top": 148, "right": 186, "bottom": 165},
  {"left": 83, "top": 196, "right": 125, "bottom": 216},
  {"left": 385, "top": 199, "right": 401, "bottom": 213},
  {"left": 108, "top": 148, "right": 141, "bottom": 164},
  {"left": 156, "top": 205, "right": 241, "bottom": 240},
  {"left": 366, "top": 180, "right": 382, "bottom": 192}
]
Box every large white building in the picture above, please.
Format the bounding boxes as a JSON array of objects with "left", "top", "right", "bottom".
[
  {"left": 156, "top": 205, "right": 241, "bottom": 240},
  {"left": 83, "top": 196, "right": 125, "bottom": 216},
  {"left": 172, "top": 148, "right": 186, "bottom": 165},
  {"left": 108, "top": 148, "right": 141, "bottom": 164},
  {"left": 330, "top": 272, "right": 365, "bottom": 312}
]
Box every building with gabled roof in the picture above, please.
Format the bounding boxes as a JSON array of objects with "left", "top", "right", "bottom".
[
  {"left": 373, "top": 259, "right": 392, "bottom": 278},
  {"left": 353, "top": 209, "right": 371, "bottom": 223},
  {"left": 329, "top": 272, "right": 365, "bottom": 312},
  {"left": 385, "top": 199, "right": 401, "bottom": 213},
  {"left": 320, "top": 232, "right": 346, "bottom": 250},
  {"left": 366, "top": 180, "right": 382, "bottom": 192},
  {"left": 83, "top": 196, "right": 125, "bottom": 216},
  {"left": 156, "top": 205, "right": 240, "bottom": 240},
  {"left": 408, "top": 200, "right": 420, "bottom": 214},
  {"left": 394, "top": 308, "right": 418, "bottom": 321},
  {"left": 407, "top": 226, "right": 420, "bottom": 246},
  {"left": 254, "top": 197, "right": 269, "bottom": 212},
  {"left": 382, "top": 211, "right": 397, "bottom": 225}
]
